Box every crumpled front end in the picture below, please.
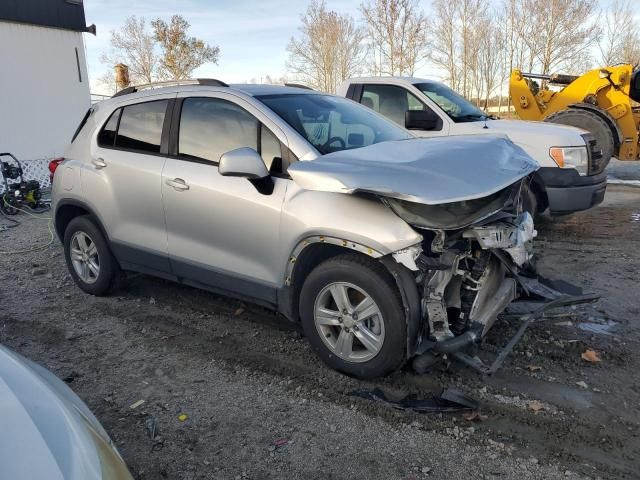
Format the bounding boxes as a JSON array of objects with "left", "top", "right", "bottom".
[
  {"left": 287, "top": 134, "right": 593, "bottom": 370},
  {"left": 387, "top": 178, "right": 538, "bottom": 353}
]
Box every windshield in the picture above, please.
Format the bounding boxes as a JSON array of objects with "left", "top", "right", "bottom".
[
  {"left": 256, "top": 94, "right": 411, "bottom": 154},
  {"left": 416, "top": 82, "right": 489, "bottom": 123}
]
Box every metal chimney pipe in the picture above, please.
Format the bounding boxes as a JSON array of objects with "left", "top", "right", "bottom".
[{"left": 115, "top": 64, "right": 130, "bottom": 91}]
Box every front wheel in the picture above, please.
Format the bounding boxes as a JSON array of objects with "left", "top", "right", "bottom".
[{"left": 299, "top": 254, "right": 406, "bottom": 379}]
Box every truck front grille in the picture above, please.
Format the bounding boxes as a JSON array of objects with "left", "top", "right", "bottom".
[{"left": 582, "top": 133, "right": 605, "bottom": 175}]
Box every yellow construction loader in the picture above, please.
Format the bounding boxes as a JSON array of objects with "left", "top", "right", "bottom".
[{"left": 510, "top": 65, "right": 640, "bottom": 162}]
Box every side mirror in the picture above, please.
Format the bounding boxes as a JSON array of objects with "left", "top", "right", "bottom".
[
  {"left": 405, "top": 110, "right": 441, "bottom": 131},
  {"left": 218, "top": 147, "right": 269, "bottom": 179}
]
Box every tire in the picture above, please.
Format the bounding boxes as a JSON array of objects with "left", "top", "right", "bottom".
[
  {"left": 299, "top": 253, "right": 406, "bottom": 379},
  {"left": 0, "top": 194, "right": 18, "bottom": 215},
  {"left": 545, "top": 108, "right": 615, "bottom": 165},
  {"left": 63, "top": 215, "right": 119, "bottom": 296}
]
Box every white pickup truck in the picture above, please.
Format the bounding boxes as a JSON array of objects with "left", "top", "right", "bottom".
[{"left": 339, "top": 77, "right": 608, "bottom": 214}]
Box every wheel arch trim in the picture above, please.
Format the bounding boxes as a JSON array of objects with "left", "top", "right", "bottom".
[
  {"left": 54, "top": 199, "right": 111, "bottom": 243},
  {"left": 284, "top": 235, "right": 382, "bottom": 287}
]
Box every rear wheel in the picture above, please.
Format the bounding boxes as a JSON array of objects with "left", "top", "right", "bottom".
[
  {"left": 545, "top": 108, "right": 615, "bottom": 164},
  {"left": 299, "top": 254, "right": 406, "bottom": 379},
  {"left": 63, "top": 216, "right": 119, "bottom": 296}
]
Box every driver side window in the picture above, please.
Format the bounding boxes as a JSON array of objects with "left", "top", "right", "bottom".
[{"left": 299, "top": 108, "right": 375, "bottom": 151}]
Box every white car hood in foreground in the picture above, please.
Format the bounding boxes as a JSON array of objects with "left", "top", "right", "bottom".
[
  {"left": 289, "top": 135, "right": 538, "bottom": 204},
  {"left": 0, "top": 345, "right": 132, "bottom": 480}
]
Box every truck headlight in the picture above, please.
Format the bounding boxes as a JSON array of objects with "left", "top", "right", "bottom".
[{"left": 549, "top": 146, "right": 588, "bottom": 175}]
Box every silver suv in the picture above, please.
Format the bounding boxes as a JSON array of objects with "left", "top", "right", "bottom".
[{"left": 52, "top": 80, "right": 539, "bottom": 379}]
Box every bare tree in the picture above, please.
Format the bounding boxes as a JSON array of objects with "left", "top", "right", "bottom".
[
  {"left": 287, "top": 0, "right": 366, "bottom": 93},
  {"left": 152, "top": 15, "right": 220, "bottom": 80},
  {"left": 476, "top": 19, "right": 503, "bottom": 108},
  {"left": 360, "top": 0, "right": 429, "bottom": 76},
  {"left": 100, "top": 16, "right": 157, "bottom": 84},
  {"left": 429, "top": 0, "right": 459, "bottom": 89},
  {"left": 458, "top": 0, "right": 489, "bottom": 98},
  {"left": 598, "top": 0, "right": 640, "bottom": 67},
  {"left": 530, "top": 0, "right": 599, "bottom": 75},
  {"left": 429, "top": 0, "right": 492, "bottom": 100}
]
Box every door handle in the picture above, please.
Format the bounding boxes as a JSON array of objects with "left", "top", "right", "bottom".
[
  {"left": 166, "top": 178, "right": 190, "bottom": 191},
  {"left": 91, "top": 158, "right": 107, "bottom": 169}
]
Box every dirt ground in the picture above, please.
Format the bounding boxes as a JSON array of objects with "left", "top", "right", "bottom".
[{"left": 1, "top": 184, "right": 639, "bottom": 480}]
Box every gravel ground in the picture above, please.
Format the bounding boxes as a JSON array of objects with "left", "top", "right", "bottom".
[{"left": 1, "top": 184, "right": 639, "bottom": 480}]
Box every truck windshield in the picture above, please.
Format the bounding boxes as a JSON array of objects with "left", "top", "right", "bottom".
[
  {"left": 416, "top": 82, "right": 489, "bottom": 123},
  {"left": 257, "top": 93, "right": 411, "bottom": 155}
]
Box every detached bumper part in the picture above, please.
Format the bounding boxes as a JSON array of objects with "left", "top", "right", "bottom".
[
  {"left": 413, "top": 277, "right": 599, "bottom": 375},
  {"left": 537, "top": 168, "right": 607, "bottom": 214}
]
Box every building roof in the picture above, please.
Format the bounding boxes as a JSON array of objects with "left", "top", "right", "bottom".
[{"left": 0, "top": 0, "right": 87, "bottom": 33}]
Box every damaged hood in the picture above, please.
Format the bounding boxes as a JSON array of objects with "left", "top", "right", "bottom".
[{"left": 289, "top": 135, "right": 538, "bottom": 204}]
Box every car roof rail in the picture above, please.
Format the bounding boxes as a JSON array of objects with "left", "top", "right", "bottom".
[
  {"left": 284, "top": 83, "right": 314, "bottom": 90},
  {"left": 112, "top": 78, "right": 229, "bottom": 97}
]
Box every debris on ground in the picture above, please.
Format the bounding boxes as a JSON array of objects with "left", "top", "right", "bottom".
[
  {"left": 528, "top": 400, "right": 545, "bottom": 413},
  {"left": 129, "top": 399, "right": 145, "bottom": 409},
  {"left": 351, "top": 388, "right": 478, "bottom": 413},
  {"left": 62, "top": 370, "right": 80, "bottom": 383},
  {"left": 145, "top": 416, "right": 159, "bottom": 440},
  {"left": 462, "top": 411, "right": 489, "bottom": 422},
  {"left": 575, "top": 381, "right": 589, "bottom": 389},
  {"left": 273, "top": 438, "right": 289, "bottom": 448},
  {"left": 581, "top": 349, "right": 601, "bottom": 363},
  {"left": 527, "top": 365, "right": 542, "bottom": 372},
  {"left": 177, "top": 413, "right": 188, "bottom": 422}
]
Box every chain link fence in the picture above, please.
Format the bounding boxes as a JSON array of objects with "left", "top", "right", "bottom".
[{"left": 0, "top": 158, "right": 51, "bottom": 193}]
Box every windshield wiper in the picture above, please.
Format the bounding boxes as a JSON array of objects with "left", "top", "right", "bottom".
[{"left": 455, "top": 114, "right": 489, "bottom": 122}]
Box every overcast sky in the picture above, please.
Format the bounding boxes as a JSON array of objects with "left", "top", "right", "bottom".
[{"left": 84, "top": 0, "right": 620, "bottom": 94}]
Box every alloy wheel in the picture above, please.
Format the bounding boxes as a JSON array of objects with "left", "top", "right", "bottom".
[
  {"left": 70, "top": 231, "right": 100, "bottom": 284},
  {"left": 313, "top": 282, "right": 385, "bottom": 363}
]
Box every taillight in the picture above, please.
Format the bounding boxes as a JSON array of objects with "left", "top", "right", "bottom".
[{"left": 49, "top": 157, "right": 64, "bottom": 182}]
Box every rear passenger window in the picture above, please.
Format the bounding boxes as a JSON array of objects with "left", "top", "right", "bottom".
[
  {"left": 115, "top": 100, "right": 168, "bottom": 153},
  {"left": 179, "top": 97, "right": 258, "bottom": 163},
  {"left": 97, "top": 108, "right": 121, "bottom": 147}
]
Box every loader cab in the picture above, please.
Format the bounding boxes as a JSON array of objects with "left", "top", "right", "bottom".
[{"left": 630, "top": 69, "right": 640, "bottom": 103}]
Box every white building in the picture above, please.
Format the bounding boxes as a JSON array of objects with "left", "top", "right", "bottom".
[{"left": 0, "top": 0, "right": 91, "bottom": 166}]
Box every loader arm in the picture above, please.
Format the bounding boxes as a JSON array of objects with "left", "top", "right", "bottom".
[
  {"left": 509, "top": 70, "right": 544, "bottom": 121},
  {"left": 509, "top": 66, "right": 640, "bottom": 161}
]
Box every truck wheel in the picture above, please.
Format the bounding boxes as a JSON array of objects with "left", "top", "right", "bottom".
[
  {"left": 544, "top": 108, "right": 615, "bottom": 165},
  {"left": 299, "top": 253, "right": 406, "bottom": 379},
  {"left": 63, "top": 216, "right": 119, "bottom": 296}
]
